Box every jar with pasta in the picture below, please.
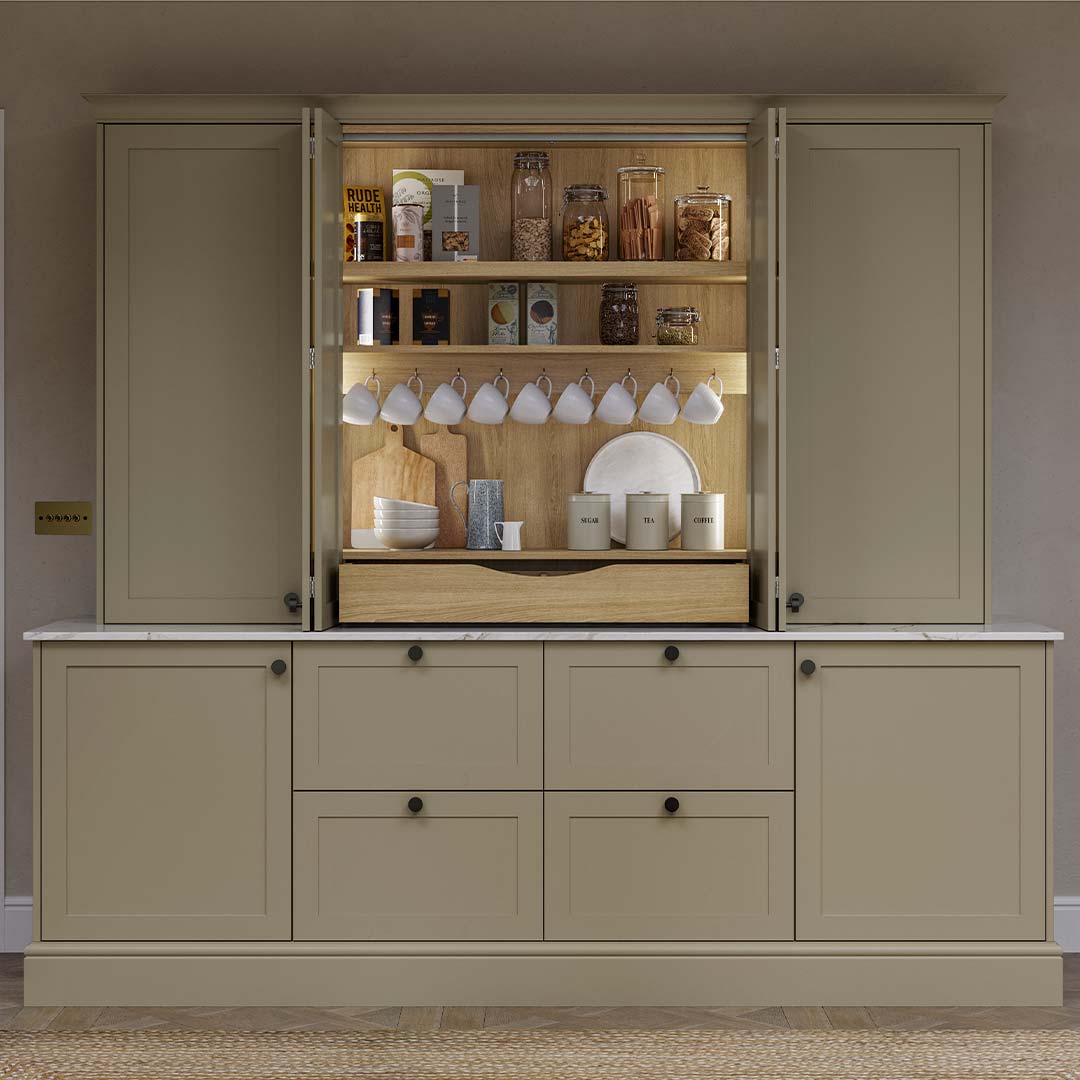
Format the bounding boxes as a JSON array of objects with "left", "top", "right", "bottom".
[
  {"left": 561, "top": 184, "right": 609, "bottom": 261},
  {"left": 674, "top": 186, "right": 731, "bottom": 261}
]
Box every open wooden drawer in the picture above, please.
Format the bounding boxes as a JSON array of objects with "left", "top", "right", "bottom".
[{"left": 339, "top": 560, "right": 749, "bottom": 623}]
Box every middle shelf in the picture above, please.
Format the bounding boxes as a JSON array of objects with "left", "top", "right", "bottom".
[
  {"left": 342, "top": 548, "right": 748, "bottom": 562},
  {"left": 342, "top": 260, "right": 748, "bottom": 286}
]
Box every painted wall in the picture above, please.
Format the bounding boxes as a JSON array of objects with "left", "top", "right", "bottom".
[{"left": 1, "top": 0, "right": 1078, "bottom": 896}]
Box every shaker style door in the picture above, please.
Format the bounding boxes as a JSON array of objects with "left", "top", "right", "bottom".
[
  {"left": 784, "top": 123, "right": 985, "bottom": 623},
  {"left": 795, "top": 643, "right": 1046, "bottom": 941},
  {"left": 40, "top": 643, "right": 292, "bottom": 940},
  {"left": 102, "top": 123, "right": 302, "bottom": 623}
]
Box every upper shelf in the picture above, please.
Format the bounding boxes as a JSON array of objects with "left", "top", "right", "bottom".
[{"left": 341, "top": 261, "right": 748, "bottom": 286}]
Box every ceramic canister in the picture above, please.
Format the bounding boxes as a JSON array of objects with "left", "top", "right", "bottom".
[
  {"left": 681, "top": 491, "right": 726, "bottom": 550},
  {"left": 625, "top": 492, "right": 670, "bottom": 551},
  {"left": 566, "top": 492, "right": 611, "bottom": 551}
]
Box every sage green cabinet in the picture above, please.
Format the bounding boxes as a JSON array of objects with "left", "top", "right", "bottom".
[
  {"left": 784, "top": 123, "right": 986, "bottom": 624},
  {"left": 101, "top": 123, "right": 302, "bottom": 623},
  {"left": 40, "top": 643, "right": 292, "bottom": 941},
  {"left": 795, "top": 642, "right": 1046, "bottom": 941}
]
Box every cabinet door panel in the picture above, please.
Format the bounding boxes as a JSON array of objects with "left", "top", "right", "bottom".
[
  {"left": 795, "top": 643, "right": 1045, "bottom": 941},
  {"left": 545, "top": 643, "right": 792, "bottom": 789},
  {"left": 785, "top": 124, "right": 984, "bottom": 623},
  {"left": 294, "top": 792, "right": 542, "bottom": 940},
  {"left": 103, "top": 124, "right": 301, "bottom": 623},
  {"left": 294, "top": 642, "right": 542, "bottom": 790},
  {"left": 545, "top": 792, "right": 793, "bottom": 941},
  {"left": 41, "top": 643, "right": 291, "bottom": 941}
]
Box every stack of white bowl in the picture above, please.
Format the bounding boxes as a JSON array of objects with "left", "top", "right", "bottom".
[{"left": 374, "top": 497, "right": 440, "bottom": 550}]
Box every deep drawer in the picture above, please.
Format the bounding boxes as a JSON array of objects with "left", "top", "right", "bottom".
[{"left": 293, "top": 642, "right": 542, "bottom": 790}]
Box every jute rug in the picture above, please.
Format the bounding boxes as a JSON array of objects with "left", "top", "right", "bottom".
[{"left": 0, "top": 1029, "right": 1078, "bottom": 1080}]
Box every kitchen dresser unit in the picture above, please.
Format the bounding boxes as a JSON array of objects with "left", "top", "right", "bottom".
[{"left": 25, "top": 93, "right": 1063, "bottom": 1008}]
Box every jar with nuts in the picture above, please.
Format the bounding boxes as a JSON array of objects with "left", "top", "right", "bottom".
[
  {"left": 674, "top": 186, "right": 732, "bottom": 261},
  {"left": 511, "top": 150, "right": 553, "bottom": 261},
  {"left": 561, "top": 184, "right": 609, "bottom": 261}
]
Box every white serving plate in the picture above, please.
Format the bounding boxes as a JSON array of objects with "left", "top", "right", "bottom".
[{"left": 583, "top": 431, "right": 702, "bottom": 544}]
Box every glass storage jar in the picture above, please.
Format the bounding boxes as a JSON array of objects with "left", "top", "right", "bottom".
[
  {"left": 655, "top": 306, "right": 701, "bottom": 346},
  {"left": 599, "top": 282, "right": 640, "bottom": 345},
  {"left": 511, "top": 150, "right": 553, "bottom": 261},
  {"left": 616, "top": 164, "right": 665, "bottom": 260},
  {"left": 561, "top": 184, "right": 609, "bottom": 261},
  {"left": 674, "top": 186, "right": 731, "bottom": 261}
]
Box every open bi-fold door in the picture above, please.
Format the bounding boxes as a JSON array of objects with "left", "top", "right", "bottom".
[
  {"left": 747, "top": 107, "right": 786, "bottom": 630},
  {"left": 302, "top": 107, "right": 343, "bottom": 630}
]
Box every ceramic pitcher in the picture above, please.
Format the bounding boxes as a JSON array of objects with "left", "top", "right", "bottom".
[{"left": 450, "top": 479, "right": 505, "bottom": 550}]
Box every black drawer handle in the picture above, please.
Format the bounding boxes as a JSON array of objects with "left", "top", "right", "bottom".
[
  {"left": 270, "top": 659, "right": 287, "bottom": 676},
  {"left": 800, "top": 658, "right": 816, "bottom": 676},
  {"left": 664, "top": 796, "right": 680, "bottom": 814},
  {"left": 664, "top": 645, "right": 680, "bottom": 663},
  {"left": 408, "top": 645, "right": 424, "bottom": 663},
  {"left": 407, "top": 796, "right": 424, "bottom": 814}
]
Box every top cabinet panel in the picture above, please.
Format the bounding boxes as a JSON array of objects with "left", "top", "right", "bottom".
[
  {"left": 785, "top": 124, "right": 985, "bottom": 623},
  {"left": 102, "top": 124, "right": 302, "bottom": 623}
]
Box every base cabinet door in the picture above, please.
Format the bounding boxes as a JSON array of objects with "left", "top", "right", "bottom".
[
  {"left": 294, "top": 792, "right": 542, "bottom": 940},
  {"left": 795, "top": 643, "right": 1046, "bottom": 940},
  {"left": 545, "top": 643, "right": 793, "bottom": 789},
  {"left": 40, "top": 643, "right": 291, "bottom": 941},
  {"left": 545, "top": 792, "right": 794, "bottom": 941}
]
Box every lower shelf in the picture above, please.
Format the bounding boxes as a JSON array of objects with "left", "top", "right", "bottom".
[{"left": 339, "top": 560, "right": 749, "bottom": 623}]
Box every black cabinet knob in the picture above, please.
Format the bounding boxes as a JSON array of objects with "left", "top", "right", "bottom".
[
  {"left": 408, "top": 645, "right": 424, "bottom": 663},
  {"left": 270, "top": 659, "right": 287, "bottom": 676},
  {"left": 664, "top": 796, "right": 680, "bottom": 814},
  {"left": 787, "top": 592, "right": 805, "bottom": 612},
  {"left": 800, "top": 658, "right": 816, "bottom": 676},
  {"left": 664, "top": 645, "right": 680, "bottom": 663},
  {"left": 283, "top": 592, "right": 302, "bottom": 614},
  {"left": 407, "top": 796, "right": 424, "bottom": 814}
]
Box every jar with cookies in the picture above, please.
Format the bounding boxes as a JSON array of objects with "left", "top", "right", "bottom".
[
  {"left": 674, "top": 186, "right": 731, "bottom": 261},
  {"left": 561, "top": 184, "right": 609, "bottom": 261}
]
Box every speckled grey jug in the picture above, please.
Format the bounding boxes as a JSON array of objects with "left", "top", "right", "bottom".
[{"left": 450, "top": 479, "right": 504, "bottom": 550}]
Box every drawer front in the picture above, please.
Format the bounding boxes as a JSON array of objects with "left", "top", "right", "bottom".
[
  {"left": 545, "top": 792, "right": 794, "bottom": 941},
  {"left": 294, "top": 792, "right": 542, "bottom": 941},
  {"left": 294, "top": 642, "right": 542, "bottom": 790},
  {"left": 545, "top": 643, "right": 793, "bottom": 789}
]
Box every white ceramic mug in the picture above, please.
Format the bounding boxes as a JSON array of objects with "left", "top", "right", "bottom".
[
  {"left": 342, "top": 374, "right": 381, "bottom": 425},
  {"left": 424, "top": 372, "right": 468, "bottom": 425},
  {"left": 638, "top": 373, "right": 681, "bottom": 425},
  {"left": 380, "top": 372, "right": 424, "bottom": 425},
  {"left": 467, "top": 372, "right": 511, "bottom": 425},
  {"left": 553, "top": 373, "right": 596, "bottom": 425},
  {"left": 494, "top": 521, "right": 524, "bottom": 551},
  {"left": 510, "top": 373, "right": 553, "bottom": 425},
  {"left": 681, "top": 375, "right": 725, "bottom": 425},
  {"left": 595, "top": 373, "right": 638, "bottom": 425}
]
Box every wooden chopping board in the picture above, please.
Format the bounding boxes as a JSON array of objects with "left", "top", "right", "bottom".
[
  {"left": 420, "top": 427, "right": 468, "bottom": 549},
  {"left": 352, "top": 423, "right": 436, "bottom": 531}
]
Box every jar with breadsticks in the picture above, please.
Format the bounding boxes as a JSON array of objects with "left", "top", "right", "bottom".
[{"left": 616, "top": 163, "right": 665, "bottom": 261}]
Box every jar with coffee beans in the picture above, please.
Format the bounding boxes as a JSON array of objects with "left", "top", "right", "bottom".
[{"left": 599, "top": 282, "right": 639, "bottom": 345}]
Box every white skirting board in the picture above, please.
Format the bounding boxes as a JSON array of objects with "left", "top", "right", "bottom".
[{"left": 7, "top": 895, "right": 1080, "bottom": 955}]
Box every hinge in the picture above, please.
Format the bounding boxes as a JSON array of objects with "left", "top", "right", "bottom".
[
  {"left": 774, "top": 576, "right": 781, "bottom": 599},
  {"left": 310, "top": 576, "right": 316, "bottom": 600},
  {"left": 309, "top": 346, "right": 315, "bottom": 370},
  {"left": 774, "top": 347, "right": 781, "bottom": 371},
  {"left": 309, "top": 136, "right": 316, "bottom": 159},
  {"left": 774, "top": 135, "right": 780, "bottom": 160}
]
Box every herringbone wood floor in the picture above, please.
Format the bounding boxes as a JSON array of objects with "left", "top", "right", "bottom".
[{"left": 0, "top": 955, "right": 1076, "bottom": 1032}]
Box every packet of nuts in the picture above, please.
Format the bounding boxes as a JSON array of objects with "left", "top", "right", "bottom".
[{"left": 431, "top": 185, "right": 480, "bottom": 262}]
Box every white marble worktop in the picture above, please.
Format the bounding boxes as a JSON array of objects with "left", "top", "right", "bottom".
[{"left": 23, "top": 618, "right": 1064, "bottom": 642}]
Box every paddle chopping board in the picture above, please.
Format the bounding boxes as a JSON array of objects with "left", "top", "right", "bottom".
[
  {"left": 351, "top": 423, "right": 436, "bottom": 531},
  {"left": 420, "top": 427, "right": 468, "bottom": 549}
]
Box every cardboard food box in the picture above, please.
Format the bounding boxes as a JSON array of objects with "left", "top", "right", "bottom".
[
  {"left": 431, "top": 185, "right": 480, "bottom": 261},
  {"left": 526, "top": 282, "right": 558, "bottom": 345},
  {"left": 357, "top": 288, "right": 399, "bottom": 346},
  {"left": 392, "top": 169, "right": 466, "bottom": 261},
  {"left": 413, "top": 288, "right": 451, "bottom": 346},
  {"left": 488, "top": 283, "right": 520, "bottom": 346}
]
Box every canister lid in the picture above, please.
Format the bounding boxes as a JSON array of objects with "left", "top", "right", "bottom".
[
  {"left": 675, "top": 185, "right": 732, "bottom": 205},
  {"left": 568, "top": 491, "right": 611, "bottom": 501}
]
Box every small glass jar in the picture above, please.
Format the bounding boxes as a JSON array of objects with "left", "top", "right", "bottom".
[
  {"left": 616, "top": 163, "right": 665, "bottom": 260},
  {"left": 599, "top": 282, "right": 639, "bottom": 345},
  {"left": 674, "top": 186, "right": 732, "bottom": 261},
  {"left": 655, "top": 306, "right": 701, "bottom": 346},
  {"left": 562, "top": 184, "right": 609, "bottom": 261},
  {"left": 511, "top": 150, "right": 553, "bottom": 261}
]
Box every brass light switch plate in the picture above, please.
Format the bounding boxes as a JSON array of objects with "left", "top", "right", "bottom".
[{"left": 35, "top": 501, "right": 92, "bottom": 536}]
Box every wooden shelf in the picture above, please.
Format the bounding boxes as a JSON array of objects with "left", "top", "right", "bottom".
[
  {"left": 342, "top": 261, "right": 747, "bottom": 286},
  {"left": 342, "top": 548, "right": 748, "bottom": 562}
]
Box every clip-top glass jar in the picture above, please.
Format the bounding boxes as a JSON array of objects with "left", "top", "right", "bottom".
[
  {"left": 599, "top": 282, "right": 640, "bottom": 345},
  {"left": 656, "top": 306, "right": 701, "bottom": 346},
  {"left": 511, "top": 151, "right": 553, "bottom": 261},
  {"left": 674, "top": 186, "right": 732, "bottom": 261},
  {"left": 616, "top": 163, "right": 665, "bottom": 260},
  {"left": 562, "top": 184, "right": 609, "bottom": 261}
]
